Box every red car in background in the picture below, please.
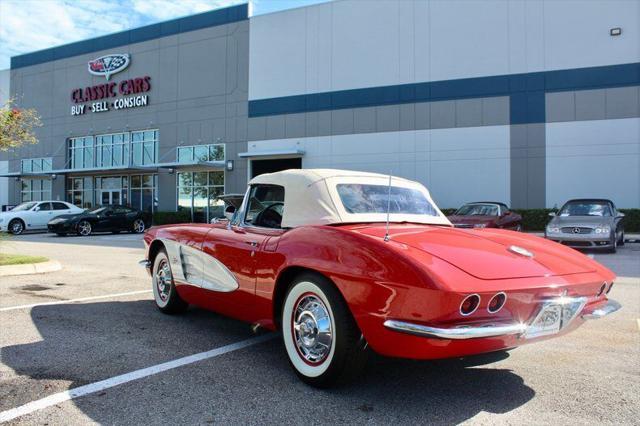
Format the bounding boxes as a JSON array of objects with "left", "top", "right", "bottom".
[{"left": 448, "top": 202, "right": 523, "bottom": 231}]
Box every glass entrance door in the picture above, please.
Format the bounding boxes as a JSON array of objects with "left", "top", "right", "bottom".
[{"left": 100, "top": 190, "right": 121, "bottom": 206}]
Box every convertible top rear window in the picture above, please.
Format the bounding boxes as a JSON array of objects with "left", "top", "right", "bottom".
[{"left": 336, "top": 184, "right": 438, "bottom": 216}]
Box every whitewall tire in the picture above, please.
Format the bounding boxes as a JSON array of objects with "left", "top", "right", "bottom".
[
  {"left": 152, "top": 250, "right": 188, "bottom": 314},
  {"left": 282, "top": 273, "right": 368, "bottom": 387}
]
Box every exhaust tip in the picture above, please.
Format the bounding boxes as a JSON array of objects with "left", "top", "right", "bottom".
[
  {"left": 488, "top": 292, "right": 507, "bottom": 313},
  {"left": 460, "top": 294, "right": 480, "bottom": 316}
]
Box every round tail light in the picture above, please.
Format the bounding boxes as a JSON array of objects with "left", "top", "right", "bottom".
[
  {"left": 597, "top": 282, "right": 607, "bottom": 297},
  {"left": 487, "top": 292, "right": 507, "bottom": 313},
  {"left": 460, "top": 294, "right": 480, "bottom": 316},
  {"left": 606, "top": 282, "right": 614, "bottom": 294}
]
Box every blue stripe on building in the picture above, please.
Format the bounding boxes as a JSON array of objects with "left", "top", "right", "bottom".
[
  {"left": 248, "top": 62, "right": 640, "bottom": 124},
  {"left": 10, "top": 3, "right": 248, "bottom": 69}
]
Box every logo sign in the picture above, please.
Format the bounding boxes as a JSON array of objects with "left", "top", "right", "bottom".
[{"left": 88, "top": 54, "right": 130, "bottom": 80}]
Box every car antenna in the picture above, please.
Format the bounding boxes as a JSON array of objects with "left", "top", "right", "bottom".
[{"left": 384, "top": 172, "right": 392, "bottom": 242}]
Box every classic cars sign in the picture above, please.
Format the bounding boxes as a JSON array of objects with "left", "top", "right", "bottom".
[
  {"left": 88, "top": 54, "right": 130, "bottom": 80},
  {"left": 70, "top": 54, "right": 152, "bottom": 116}
]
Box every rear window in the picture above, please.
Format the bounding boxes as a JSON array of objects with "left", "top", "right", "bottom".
[{"left": 336, "top": 184, "right": 438, "bottom": 216}]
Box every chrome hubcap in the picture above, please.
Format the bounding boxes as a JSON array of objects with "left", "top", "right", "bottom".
[
  {"left": 292, "top": 294, "right": 332, "bottom": 364},
  {"left": 134, "top": 219, "right": 145, "bottom": 233},
  {"left": 155, "top": 260, "right": 171, "bottom": 302},
  {"left": 11, "top": 222, "right": 23, "bottom": 233},
  {"left": 78, "top": 222, "right": 91, "bottom": 235}
]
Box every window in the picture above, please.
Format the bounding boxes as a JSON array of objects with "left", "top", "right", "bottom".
[
  {"left": 336, "top": 184, "right": 438, "bottom": 216},
  {"left": 53, "top": 202, "right": 69, "bottom": 210},
  {"left": 21, "top": 179, "right": 52, "bottom": 202},
  {"left": 177, "top": 171, "right": 225, "bottom": 223},
  {"left": 66, "top": 177, "right": 94, "bottom": 208},
  {"left": 68, "top": 137, "right": 93, "bottom": 169},
  {"left": 177, "top": 143, "right": 225, "bottom": 163},
  {"left": 96, "top": 133, "right": 128, "bottom": 167},
  {"left": 244, "top": 185, "right": 285, "bottom": 228},
  {"left": 131, "top": 130, "right": 158, "bottom": 166},
  {"left": 21, "top": 157, "right": 53, "bottom": 173},
  {"left": 37, "top": 202, "right": 52, "bottom": 211},
  {"left": 454, "top": 204, "right": 500, "bottom": 217},
  {"left": 130, "top": 174, "right": 157, "bottom": 213},
  {"left": 559, "top": 201, "right": 612, "bottom": 217}
]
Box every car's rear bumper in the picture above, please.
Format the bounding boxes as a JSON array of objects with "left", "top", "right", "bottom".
[{"left": 383, "top": 299, "right": 620, "bottom": 340}]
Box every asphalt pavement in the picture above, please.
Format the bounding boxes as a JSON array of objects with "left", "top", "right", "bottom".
[{"left": 0, "top": 232, "right": 638, "bottom": 425}]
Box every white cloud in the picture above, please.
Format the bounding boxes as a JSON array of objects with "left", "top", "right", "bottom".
[{"left": 0, "top": 0, "right": 244, "bottom": 69}]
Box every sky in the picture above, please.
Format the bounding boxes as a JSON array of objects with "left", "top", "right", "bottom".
[{"left": 0, "top": 0, "right": 332, "bottom": 70}]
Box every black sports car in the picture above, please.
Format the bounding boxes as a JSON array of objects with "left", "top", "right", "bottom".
[{"left": 47, "top": 205, "right": 151, "bottom": 236}]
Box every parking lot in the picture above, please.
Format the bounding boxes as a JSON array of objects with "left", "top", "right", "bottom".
[{"left": 1, "top": 233, "right": 639, "bottom": 425}]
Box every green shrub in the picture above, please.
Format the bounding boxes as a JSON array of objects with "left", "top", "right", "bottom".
[
  {"left": 620, "top": 209, "right": 640, "bottom": 233},
  {"left": 152, "top": 210, "right": 192, "bottom": 226}
]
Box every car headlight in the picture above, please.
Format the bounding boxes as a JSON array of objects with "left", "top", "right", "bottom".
[
  {"left": 547, "top": 226, "right": 560, "bottom": 233},
  {"left": 474, "top": 223, "right": 487, "bottom": 228},
  {"left": 594, "top": 226, "right": 611, "bottom": 234}
]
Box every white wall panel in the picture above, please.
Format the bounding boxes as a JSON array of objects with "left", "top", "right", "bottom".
[
  {"left": 249, "top": 0, "right": 640, "bottom": 100},
  {"left": 245, "top": 126, "right": 511, "bottom": 208},
  {"left": 546, "top": 118, "right": 640, "bottom": 208}
]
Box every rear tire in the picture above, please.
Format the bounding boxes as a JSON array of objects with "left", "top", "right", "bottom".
[
  {"left": 152, "top": 249, "right": 188, "bottom": 314},
  {"left": 281, "top": 272, "right": 368, "bottom": 388},
  {"left": 133, "top": 218, "right": 145, "bottom": 233}
]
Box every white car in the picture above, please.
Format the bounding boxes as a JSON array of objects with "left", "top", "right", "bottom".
[{"left": 0, "top": 201, "right": 84, "bottom": 235}]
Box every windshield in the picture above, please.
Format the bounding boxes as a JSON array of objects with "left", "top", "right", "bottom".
[
  {"left": 87, "top": 207, "right": 108, "bottom": 214},
  {"left": 11, "top": 202, "right": 37, "bottom": 212},
  {"left": 455, "top": 204, "right": 499, "bottom": 216},
  {"left": 336, "top": 184, "right": 438, "bottom": 216},
  {"left": 559, "top": 201, "right": 612, "bottom": 217}
]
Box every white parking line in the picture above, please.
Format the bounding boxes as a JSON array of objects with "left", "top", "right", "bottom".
[
  {"left": 0, "top": 334, "right": 275, "bottom": 423},
  {"left": 0, "top": 290, "right": 152, "bottom": 312}
]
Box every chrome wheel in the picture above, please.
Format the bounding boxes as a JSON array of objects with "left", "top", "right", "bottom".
[
  {"left": 9, "top": 220, "right": 24, "bottom": 235},
  {"left": 155, "top": 259, "right": 172, "bottom": 302},
  {"left": 77, "top": 220, "right": 92, "bottom": 236},
  {"left": 292, "top": 294, "right": 333, "bottom": 364},
  {"left": 133, "top": 219, "right": 145, "bottom": 233}
]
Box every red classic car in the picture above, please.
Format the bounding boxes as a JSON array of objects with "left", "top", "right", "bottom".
[
  {"left": 448, "top": 202, "right": 523, "bottom": 230},
  {"left": 141, "top": 169, "right": 620, "bottom": 387}
]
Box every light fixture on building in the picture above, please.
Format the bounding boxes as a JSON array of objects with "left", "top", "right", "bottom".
[
  {"left": 226, "top": 160, "right": 234, "bottom": 171},
  {"left": 168, "top": 168, "right": 175, "bottom": 174},
  {"left": 610, "top": 28, "right": 622, "bottom": 36},
  {"left": 51, "top": 174, "right": 57, "bottom": 180}
]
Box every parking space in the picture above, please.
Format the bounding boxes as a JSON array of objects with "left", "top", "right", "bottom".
[{"left": 1, "top": 236, "right": 639, "bottom": 424}]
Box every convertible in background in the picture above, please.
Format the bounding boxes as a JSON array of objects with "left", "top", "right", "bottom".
[
  {"left": 141, "top": 169, "right": 620, "bottom": 387},
  {"left": 48, "top": 205, "right": 150, "bottom": 236},
  {"left": 448, "top": 202, "right": 523, "bottom": 230}
]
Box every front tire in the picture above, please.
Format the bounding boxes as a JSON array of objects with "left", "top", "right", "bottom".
[
  {"left": 608, "top": 233, "right": 617, "bottom": 253},
  {"left": 8, "top": 219, "right": 25, "bottom": 235},
  {"left": 281, "top": 273, "right": 367, "bottom": 388},
  {"left": 152, "top": 249, "right": 188, "bottom": 314},
  {"left": 618, "top": 229, "right": 625, "bottom": 247},
  {"left": 77, "top": 220, "right": 92, "bottom": 236}
]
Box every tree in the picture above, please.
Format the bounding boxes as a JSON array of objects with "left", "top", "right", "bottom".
[{"left": 0, "top": 98, "right": 42, "bottom": 151}]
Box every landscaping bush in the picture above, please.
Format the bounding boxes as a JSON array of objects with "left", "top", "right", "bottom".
[
  {"left": 152, "top": 210, "right": 192, "bottom": 226},
  {"left": 620, "top": 209, "right": 640, "bottom": 233}
]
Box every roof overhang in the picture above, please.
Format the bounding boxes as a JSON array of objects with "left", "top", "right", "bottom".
[{"left": 238, "top": 149, "right": 305, "bottom": 159}]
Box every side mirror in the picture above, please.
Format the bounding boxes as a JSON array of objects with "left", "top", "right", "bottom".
[
  {"left": 224, "top": 205, "right": 236, "bottom": 221},
  {"left": 34, "top": 206, "right": 40, "bottom": 211},
  {"left": 616, "top": 212, "right": 625, "bottom": 218},
  {"left": 548, "top": 212, "right": 556, "bottom": 217}
]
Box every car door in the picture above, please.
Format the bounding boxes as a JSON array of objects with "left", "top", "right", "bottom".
[
  {"left": 111, "top": 206, "right": 132, "bottom": 231},
  {"left": 94, "top": 207, "right": 115, "bottom": 231},
  {"left": 200, "top": 184, "right": 285, "bottom": 322},
  {"left": 51, "top": 202, "right": 72, "bottom": 220},
  {"left": 32, "top": 202, "right": 54, "bottom": 228}
]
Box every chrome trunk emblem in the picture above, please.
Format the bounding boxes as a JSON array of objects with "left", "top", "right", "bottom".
[{"left": 508, "top": 245, "right": 534, "bottom": 258}]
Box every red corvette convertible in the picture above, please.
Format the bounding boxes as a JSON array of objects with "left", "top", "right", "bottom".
[{"left": 141, "top": 169, "right": 620, "bottom": 387}]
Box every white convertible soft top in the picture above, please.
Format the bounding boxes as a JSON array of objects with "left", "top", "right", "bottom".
[{"left": 249, "top": 169, "right": 451, "bottom": 228}]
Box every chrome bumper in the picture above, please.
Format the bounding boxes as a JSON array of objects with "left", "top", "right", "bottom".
[
  {"left": 383, "top": 298, "right": 621, "bottom": 340},
  {"left": 581, "top": 299, "right": 622, "bottom": 319},
  {"left": 138, "top": 259, "right": 151, "bottom": 268}
]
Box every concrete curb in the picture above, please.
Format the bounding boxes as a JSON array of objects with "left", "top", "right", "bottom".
[{"left": 0, "top": 260, "right": 62, "bottom": 277}]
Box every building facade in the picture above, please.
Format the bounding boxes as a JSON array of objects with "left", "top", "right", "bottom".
[{"left": 2, "top": 1, "right": 639, "bottom": 219}]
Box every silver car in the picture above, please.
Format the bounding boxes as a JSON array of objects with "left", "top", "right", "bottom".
[{"left": 545, "top": 199, "right": 625, "bottom": 253}]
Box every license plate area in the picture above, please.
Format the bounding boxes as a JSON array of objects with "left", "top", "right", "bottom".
[{"left": 524, "top": 296, "right": 587, "bottom": 339}]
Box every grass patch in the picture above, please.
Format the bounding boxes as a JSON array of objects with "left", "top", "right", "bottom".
[{"left": 0, "top": 254, "right": 49, "bottom": 266}]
